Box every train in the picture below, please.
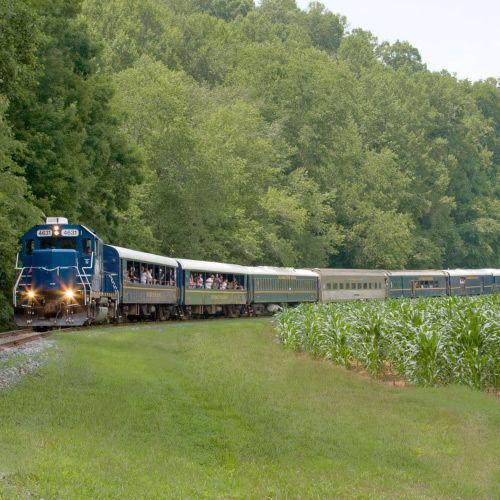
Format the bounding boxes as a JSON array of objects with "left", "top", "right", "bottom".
[{"left": 12, "top": 217, "right": 500, "bottom": 329}]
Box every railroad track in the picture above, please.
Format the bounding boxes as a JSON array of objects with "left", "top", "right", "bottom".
[{"left": 0, "top": 329, "right": 47, "bottom": 351}]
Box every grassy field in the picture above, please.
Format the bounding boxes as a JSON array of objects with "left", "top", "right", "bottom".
[{"left": 0, "top": 318, "right": 499, "bottom": 499}]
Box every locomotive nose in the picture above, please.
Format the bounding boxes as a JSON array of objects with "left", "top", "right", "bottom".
[{"left": 30, "top": 249, "right": 78, "bottom": 291}]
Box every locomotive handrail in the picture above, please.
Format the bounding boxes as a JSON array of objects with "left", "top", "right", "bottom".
[
  {"left": 12, "top": 268, "right": 25, "bottom": 307},
  {"left": 81, "top": 252, "right": 93, "bottom": 276}
]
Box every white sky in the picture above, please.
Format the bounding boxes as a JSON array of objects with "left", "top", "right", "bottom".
[{"left": 295, "top": 0, "right": 500, "bottom": 82}]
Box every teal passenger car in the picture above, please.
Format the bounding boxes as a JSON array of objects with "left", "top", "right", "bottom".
[
  {"left": 445, "top": 269, "right": 495, "bottom": 295},
  {"left": 387, "top": 270, "right": 448, "bottom": 299}
]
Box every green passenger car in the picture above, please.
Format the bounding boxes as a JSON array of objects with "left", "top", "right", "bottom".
[
  {"left": 247, "top": 266, "right": 319, "bottom": 314},
  {"left": 176, "top": 258, "right": 249, "bottom": 317}
]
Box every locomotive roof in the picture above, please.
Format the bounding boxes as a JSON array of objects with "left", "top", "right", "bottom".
[
  {"left": 247, "top": 266, "right": 318, "bottom": 277},
  {"left": 175, "top": 258, "right": 249, "bottom": 274},
  {"left": 109, "top": 246, "right": 178, "bottom": 267}
]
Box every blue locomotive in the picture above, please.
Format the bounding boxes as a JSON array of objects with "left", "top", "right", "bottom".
[
  {"left": 13, "top": 218, "right": 319, "bottom": 328},
  {"left": 13, "top": 218, "right": 119, "bottom": 327}
]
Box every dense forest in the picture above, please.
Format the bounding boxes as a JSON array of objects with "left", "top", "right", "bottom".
[{"left": 2, "top": 0, "right": 500, "bottom": 327}]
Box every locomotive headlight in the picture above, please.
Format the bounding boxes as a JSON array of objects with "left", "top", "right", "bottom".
[
  {"left": 54, "top": 225, "right": 60, "bottom": 236},
  {"left": 28, "top": 291, "right": 35, "bottom": 298},
  {"left": 65, "top": 289, "right": 74, "bottom": 299}
]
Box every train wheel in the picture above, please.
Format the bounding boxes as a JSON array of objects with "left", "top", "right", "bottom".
[{"left": 181, "top": 307, "right": 191, "bottom": 321}]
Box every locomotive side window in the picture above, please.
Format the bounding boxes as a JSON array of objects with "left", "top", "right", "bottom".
[
  {"left": 82, "top": 238, "right": 92, "bottom": 254},
  {"left": 26, "top": 239, "right": 34, "bottom": 255}
]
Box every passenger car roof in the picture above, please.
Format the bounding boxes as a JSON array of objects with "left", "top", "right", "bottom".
[
  {"left": 445, "top": 269, "right": 494, "bottom": 277},
  {"left": 312, "top": 268, "right": 387, "bottom": 277},
  {"left": 247, "top": 266, "right": 318, "bottom": 277},
  {"left": 109, "top": 246, "right": 178, "bottom": 267},
  {"left": 176, "top": 259, "right": 249, "bottom": 274},
  {"left": 386, "top": 270, "right": 447, "bottom": 277}
]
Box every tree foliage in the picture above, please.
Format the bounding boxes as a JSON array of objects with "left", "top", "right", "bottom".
[{"left": 2, "top": 0, "right": 500, "bottom": 327}]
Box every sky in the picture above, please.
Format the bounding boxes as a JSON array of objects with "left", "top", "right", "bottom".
[{"left": 294, "top": 0, "right": 500, "bottom": 82}]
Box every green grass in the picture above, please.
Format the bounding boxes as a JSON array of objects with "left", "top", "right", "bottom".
[{"left": 0, "top": 318, "right": 499, "bottom": 499}]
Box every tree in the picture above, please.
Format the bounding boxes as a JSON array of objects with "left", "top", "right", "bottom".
[
  {"left": 299, "top": 1, "right": 345, "bottom": 55},
  {"left": 194, "top": 0, "right": 254, "bottom": 21},
  {"left": 81, "top": 0, "right": 181, "bottom": 73},
  {"left": 0, "top": 96, "right": 42, "bottom": 329},
  {"left": 8, "top": 0, "right": 143, "bottom": 238},
  {"left": 376, "top": 40, "right": 426, "bottom": 72},
  {"left": 0, "top": 0, "right": 44, "bottom": 98},
  {"left": 337, "top": 29, "right": 378, "bottom": 77}
]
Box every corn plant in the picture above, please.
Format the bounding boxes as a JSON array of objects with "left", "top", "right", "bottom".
[{"left": 274, "top": 295, "right": 500, "bottom": 390}]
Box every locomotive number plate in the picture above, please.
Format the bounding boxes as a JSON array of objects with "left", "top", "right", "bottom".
[
  {"left": 61, "top": 228, "right": 79, "bottom": 237},
  {"left": 37, "top": 229, "right": 53, "bottom": 237}
]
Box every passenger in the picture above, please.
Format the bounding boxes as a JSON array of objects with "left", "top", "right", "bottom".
[
  {"left": 196, "top": 274, "right": 203, "bottom": 289},
  {"left": 220, "top": 279, "right": 227, "bottom": 290},
  {"left": 213, "top": 274, "right": 220, "bottom": 289},
  {"left": 129, "top": 267, "right": 136, "bottom": 282},
  {"left": 147, "top": 268, "right": 154, "bottom": 284},
  {"left": 140, "top": 267, "right": 147, "bottom": 284},
  {"left": 233, "top": 279, "right": 238, "bottom": 289},
  {"left": 206, "top": 275, "right": 214, "bottom": 289},
  {"left": 189, "top": 274, "right": 195, "bottom": 289},
  {"left": 159, "top": 269, "right": 165, "bottom": 285},
  {"left": 227, "top": 280, "right": 233, "bottom": 290}
]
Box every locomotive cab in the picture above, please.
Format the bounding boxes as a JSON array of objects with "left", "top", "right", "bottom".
[{"left": 13, "top": 217, "right": 112, "bottom": 328}]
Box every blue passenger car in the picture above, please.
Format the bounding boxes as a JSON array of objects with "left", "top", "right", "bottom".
[
  {"left": 445, "top": 269, "right": 494, "bottom": 296},
  {"left": 387, "top": 271, "right": 447, "bottom": 299},
  {"left": 103, "top": 246, "right": 179, "bottom": 320}
]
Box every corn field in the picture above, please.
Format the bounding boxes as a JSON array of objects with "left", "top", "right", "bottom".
[{"left": 274, "top": 296, "right": 500, "bottom": 389}]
